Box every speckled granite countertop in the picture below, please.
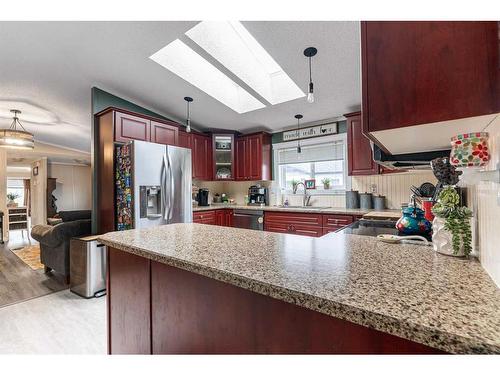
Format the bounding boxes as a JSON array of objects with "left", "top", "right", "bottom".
[
  {"left": 193, "top": 204, "right": 373, "bottom": 216},
  {"left": 98, "top": 224, "right": 500, "bottom": 354}
]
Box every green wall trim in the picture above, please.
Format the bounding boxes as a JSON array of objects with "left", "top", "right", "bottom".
[{"left": 91, "top": 87, "right": 172, "bottom": 120}]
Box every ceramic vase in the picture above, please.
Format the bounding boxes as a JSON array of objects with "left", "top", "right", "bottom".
[{"left": 432, "top": 217, "right": 467, "bottom": 257}]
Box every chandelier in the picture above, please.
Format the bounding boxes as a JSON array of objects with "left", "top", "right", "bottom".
[{"left": 0, "top": 109, "right": 35, "bottom": 150}]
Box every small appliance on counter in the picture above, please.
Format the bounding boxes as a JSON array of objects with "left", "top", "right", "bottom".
[
  {"left": 197, "top": 188, "right": 210, "bottom": 206},
  {"left": 248, "top": 185, "right": 268, "bottom": 206}
]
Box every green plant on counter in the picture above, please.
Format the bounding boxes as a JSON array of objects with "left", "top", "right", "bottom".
[
  {"left": 432, "top": 186, "right": 472, "bottom": 256},
  {"left": 321, "top": 177, "right": 331, "bottom": 189},
  {"left": 290, "top": 179, "right": 299, "bottom": 192},
  {"left": 7, "top": 192, "right": 19, "bottom": 201}
]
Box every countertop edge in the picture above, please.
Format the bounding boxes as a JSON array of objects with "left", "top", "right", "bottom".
[{"left": 98, "top": 236, "right": 498, "bottom": 354}]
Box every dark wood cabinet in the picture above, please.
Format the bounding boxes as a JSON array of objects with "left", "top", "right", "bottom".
[
  {"left": 192, "top": 133, "right": 213, "bottom": 180},
  {"left": 235, "top": 132, "right": 271, "bottom": 181},
  {"left": 193, "top": 210, "right": 217, "bottom": 225},
  {"left": 346, "top": 111, "right": 380, "bottom": 176},
  {"left": 151, "top": 120, "right": 178, "bottom": 146},
  {"left": 114, "top": 112, "right": 150, "bottom": 142},
  {"left": 361, "top": 21, "right": 499, "bottom": 137},
  {"left": 215, "top": 209, "right": 234, "bottom": 227},
  {"left": 178, "top": 130, "right": 192, "bottom": 149},
  {"left": 264, "top": 211, "right": 357, "bottom": 237}
]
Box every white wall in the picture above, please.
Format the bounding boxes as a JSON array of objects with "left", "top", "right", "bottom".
[
  {"left": 30, "top": 158, "right": 48, "bottom": 226},
  {"left": 0, "top": 149, "right": 8, "bottom": 240},
  {"left": 47, "top": 163, "right": 91, "bottom": 211},
  {"left": 474, "top": 116, "right": 500, "bottom": 287}
]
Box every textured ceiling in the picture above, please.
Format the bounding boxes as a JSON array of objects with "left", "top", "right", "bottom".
[{"left": 0, "top": 21, "right": 361, "bottom": 153}]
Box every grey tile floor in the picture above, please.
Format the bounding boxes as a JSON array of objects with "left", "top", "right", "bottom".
[{"left": 0, "top": 289, "right": 106, "bottom": 354}]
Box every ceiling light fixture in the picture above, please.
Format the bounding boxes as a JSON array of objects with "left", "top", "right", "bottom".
[
  {"left": 184, "top": 96, "right": 193, "bottom": 133},
  {"left": 303, "top": 47, "right": 318, "bottom": 103},
  {"left": 150, "top": 39, "right": 265, "bottom": 114},
  {"left": 185, "top": 21, "right": 305, "bottom": 105},
  {"left": 0, "top": 109, "right": 35, "bottom": 150},
  {"left": 295, "top": 114, "right": 303, "bottom": 153}
]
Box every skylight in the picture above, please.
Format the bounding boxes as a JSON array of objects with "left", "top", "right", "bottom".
[
  {"left": 149, "top": 39, "right": 265, "bottom": 114},
  {"left": 185, "top": 21, "right": 305, "bottom": 105}
]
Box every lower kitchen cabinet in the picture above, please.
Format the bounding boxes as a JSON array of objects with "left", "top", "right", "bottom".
[
  {"left": 215, "top": 209, "right": 234, "bottom": 227},
  {"left": 264, "top": 211, "right": 357, "bottom": 237},
  {"left": 193, "top": 210, "right": 217, "bottom": 225}
]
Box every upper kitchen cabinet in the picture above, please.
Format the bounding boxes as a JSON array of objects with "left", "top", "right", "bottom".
[
  {"left": 151, "top": 120, "right": 178, "bottom": 146},
  {"left": 192, "top": 132, "right": 213, "bottom": 181},
  {"left": 178, "top": 130, "right": 192, "bottom": 149},
  {"left": 114, "top": 111, "right": 151, "bottom": 142},
  {"left": 235, "top": 132, "right": 272, "bottom": 181},
  {"left": 361, "top": 21, "right": 499, "bottom": 154},
  {"left": 212, "top": 134, "right": 235, "bottom": 180},
  {"left": 345, "top": 111, "right": 380, "bottom": 176}
]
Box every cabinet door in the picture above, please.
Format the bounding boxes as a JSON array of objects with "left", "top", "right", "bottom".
[
  {"left": 114, "top": 112, "right": 150, "bottom": 142},
  {"left": 235, "top": 138, "right": 247, "bottom": 181},
  {"left": 346, "top": 112, "right": 379, "bottom": 176},
  {"left": 362, "top": 21, "right": 499, "bottom": 133},
  {"left": 151, "top": 121, "right": 178, "bottom": 146},
  {"left": 215, "top": 210, "right": 225, "bottom": 226},
  {"left": 246, "top": 134, "right": 262, "bottom": 180},
  {"left": 322, "top": 214, "right": 354, "bottom": 231},
  {"left": 224, "top": 210, "right": 233, "bottom": 227},
  {"left": 178, "top": 131, "right": 192, "bottom": 149},
  {"left": 192, "top": 134, "right": 212, "bottom": 180},
  {"left": 193, "top": 210, "right": 216, "bottom": 224}
]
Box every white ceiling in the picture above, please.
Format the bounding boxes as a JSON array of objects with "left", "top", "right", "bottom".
[{"left": 0, "top": 21, "right": 361, "bottom": 153}]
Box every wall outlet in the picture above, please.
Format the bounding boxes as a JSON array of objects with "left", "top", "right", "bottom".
[{"left": 370, "top": 184, "right": 377, "bottom": 193}]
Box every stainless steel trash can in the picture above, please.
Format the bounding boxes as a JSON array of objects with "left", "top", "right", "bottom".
[{"left": 70, "top": 236, "right": 107, "bottom": 298}]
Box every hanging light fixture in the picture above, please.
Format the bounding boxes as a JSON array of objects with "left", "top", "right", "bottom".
[
  {"left": 303, "top": 47, "right": 318, "bottom": 103},
  {"left": 0, "top": 109, "right": 35, "bottom": 150},
  {"left": 184, "top": 96, "right": 193, "bottom": 133},
  {"left": 295, "top": 114, "right": 303, "bottom": 153}
]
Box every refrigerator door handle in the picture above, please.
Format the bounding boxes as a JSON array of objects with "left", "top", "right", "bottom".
[
  {"left": 161, "top": 154, "right": 171, "bottom": 223},
  {"left": 168, "top": 153, "right": 175, "bottom": 222}
]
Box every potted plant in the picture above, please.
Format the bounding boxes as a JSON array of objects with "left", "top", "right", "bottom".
[
  {"left": 7, "top": 192, "right": 19, "bottom": 207},
  {"left": 322, "top": 177, "right": 331, "bottom": 190},
  {"left": 431, "top": 186, "right": 472, "bottom": 257},
  {"left": 291, "top": 179, "right": 299, "bottom": 193}
]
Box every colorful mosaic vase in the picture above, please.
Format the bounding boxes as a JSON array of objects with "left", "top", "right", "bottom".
[{"left": 450, "top": 132, "right": 490, "bottom": 167}]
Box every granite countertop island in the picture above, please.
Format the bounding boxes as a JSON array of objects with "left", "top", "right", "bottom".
[{"left": 99, "top": 224, "right": 500, "bottom": 354}]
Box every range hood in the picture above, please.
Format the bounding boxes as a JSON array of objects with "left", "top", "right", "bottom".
[{"left": 372, "top": 144, "right": 450, "bottom": 170}]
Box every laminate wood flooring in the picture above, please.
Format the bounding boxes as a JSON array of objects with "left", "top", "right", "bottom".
[
  {"left": 0, "top": 230, "right": 68, "bottom": 308},
  {"left": 0, "top": 289, "right": 106, "bottom": 354}
]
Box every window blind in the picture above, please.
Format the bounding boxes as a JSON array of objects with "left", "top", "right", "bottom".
[{"left": 276, "top": 141, "right": 344, "bottom": 165}]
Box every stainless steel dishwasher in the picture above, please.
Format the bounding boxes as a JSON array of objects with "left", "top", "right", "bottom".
[{"left": 233, "top": 209, "right": 264, "bottom": 231}]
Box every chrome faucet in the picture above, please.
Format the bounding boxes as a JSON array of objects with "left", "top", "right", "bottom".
[{"left": 293, "top": 182, "right": 312, "bottom": 207}]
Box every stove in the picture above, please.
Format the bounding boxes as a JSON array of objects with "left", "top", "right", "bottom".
[{"left": 339, "top": 219, "right": 432, "bottom": 242}]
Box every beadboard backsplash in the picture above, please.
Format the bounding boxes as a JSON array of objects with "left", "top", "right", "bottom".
[
  {"left": 197, "top": 170, "right": 438, "bottom": 209},
  {"left": 351, "top": 171, "right": 438, "bottom": 209}
]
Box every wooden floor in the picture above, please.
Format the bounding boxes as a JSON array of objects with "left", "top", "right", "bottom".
[{"left": 0, "top": 229, "right": 68, "bottom": 308}]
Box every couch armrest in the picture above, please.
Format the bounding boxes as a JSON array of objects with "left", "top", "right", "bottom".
[{"left": 31, "top": 225, "right": 62, "bottom": 247}]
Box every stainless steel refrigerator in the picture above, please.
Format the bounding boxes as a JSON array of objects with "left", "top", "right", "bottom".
[{"left": 115, "top": 140, "right": 192, "bottom": 230}]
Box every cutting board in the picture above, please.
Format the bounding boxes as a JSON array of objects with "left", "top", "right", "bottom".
[{"left": 363, "top": 210, "right": 401, "bottom": 220}]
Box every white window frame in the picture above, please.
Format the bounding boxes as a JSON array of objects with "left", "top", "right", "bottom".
[{"left": 272, "top": 133, "right": 351, "bottom": 195}]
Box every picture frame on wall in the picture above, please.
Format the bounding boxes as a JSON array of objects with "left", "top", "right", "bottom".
[
  {"left": 305, "top": 179, "right": 316, "bottom": 189},
  {"left": 32, "top": 166, "right": 38, "bottom": 176}
]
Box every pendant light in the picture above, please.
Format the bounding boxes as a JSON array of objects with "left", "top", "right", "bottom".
[
  {"left": 0, "top": 109, "right": 35, "bottom": 150},
  {"left": 184, "top": 96, "right": 193, "bottom": 133},
  {"left": 295, "top": 114, "right": 303, "bottom": 153},
  {"left": 303, "top": 47, "right": 318, "bottom": 103}
]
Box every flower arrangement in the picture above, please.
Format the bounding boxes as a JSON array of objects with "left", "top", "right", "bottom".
[{"left": 432, "top": 186, "right": 472, "bottom": 256}]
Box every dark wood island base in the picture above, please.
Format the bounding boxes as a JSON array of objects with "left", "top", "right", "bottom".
[{"left": 107, "top": 248, "right": 442, "bottom": 354}]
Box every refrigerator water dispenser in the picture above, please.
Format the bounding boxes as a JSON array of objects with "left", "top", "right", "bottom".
[{"left": 140, "top": 186, "right": 162, "bottom": 218}]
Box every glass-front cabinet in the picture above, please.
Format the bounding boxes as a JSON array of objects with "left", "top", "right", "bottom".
[{"left": 212, "top": 134, "right": 234, "bottom": 180}]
